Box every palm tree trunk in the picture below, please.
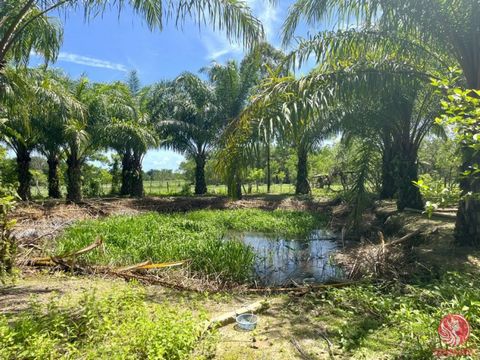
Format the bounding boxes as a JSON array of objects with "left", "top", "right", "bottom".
[
  {"left": 16, "top": 144, "right": 32, "bottom": 201},
  {"left": 227, "top": 168, "right": 242, "bottom": 200},
  {"left": 130, "top": 151, "right": 144, "bottom": 198},
  {"left": 380, "top": 143, "right": 397, "bottom": 199},
  {"left": 396, "top": 146, "right": 424, "bottom": 211},
  {"left": 455, "top": 145, "right": 480, "bottom": 246},
  {"left": 120, "top": 150, "right": 133, "bottom": 196},
  {"left": 66, "top": 152, "right": 82, "bottom": 203},
  {"left": 295, "top": 146, "right": 310, "bottom": 195},
  {"left": 47, "top": 154, "right": 61, "bottom": 198},
  {"left": 454, "top": 79, "right": 480, "bottom": 246},
  {"left": 266, "top": 139, "right": 271, "bottom": 193},
  {"left": 194, "top": 154, "right": 207, "bottom": 195}
]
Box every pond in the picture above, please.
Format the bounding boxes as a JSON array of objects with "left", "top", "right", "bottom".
[{"left": 227, "top": 230, "right": 343, "bottom": 287}]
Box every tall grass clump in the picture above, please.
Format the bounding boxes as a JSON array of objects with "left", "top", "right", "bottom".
[
  {"left": 0, "top": 287, "right": 205, "bottom": 360},
  {"left": 56, "top": 209, "right": 326, "bottom": 283}
]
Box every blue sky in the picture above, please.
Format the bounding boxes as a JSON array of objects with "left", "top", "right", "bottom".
[{"left": 35, "top": 0, "right": 315, "bottom": 171}]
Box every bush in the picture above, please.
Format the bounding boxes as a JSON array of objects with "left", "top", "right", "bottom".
[{"left": 0, "top": 287, "right": 205, "bottom": 360}]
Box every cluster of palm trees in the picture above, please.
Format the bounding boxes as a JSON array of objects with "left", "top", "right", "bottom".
[
  {"left": 223, "top": 0, "right": 480, "bottom": 245},
  {"left": 0, "top": 0, "right": 272, "bottom": 202}
]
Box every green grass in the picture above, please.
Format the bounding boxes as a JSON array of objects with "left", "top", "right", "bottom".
[
  {"left": 302, "top": 271, "right": 480, "bottom": 358},
  {"left": 0, "top": 286, "right": 208, "bottom": 360},
  {"left": 31, "top": 182, "right": 339, "bottom": 198},
  {"left": 55, "top": 209, "right": 327, "bottom": 283}
]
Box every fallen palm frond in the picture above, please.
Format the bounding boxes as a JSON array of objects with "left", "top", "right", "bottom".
[
  {"left": 246, "top": 280, "right": 362, "bottom": 294},
  {"left": 25, "top": 237, "right": 104, "bottom": 267},
  {"left": 117, "top": 260, "right": 189, "bottom": 272},
  {"left": 335, "top": 230, "right": 424, "bottom": 280}
]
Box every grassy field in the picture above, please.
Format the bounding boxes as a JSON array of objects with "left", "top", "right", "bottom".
[
  {"left": 30, "top": 181, "right": 310, "bottom": 198},
  {"left": 0, "top": 283, "right": 209, "bottom": 360},
  {"left": 55, "top": 209, "right": 327, "bottom": 283}
]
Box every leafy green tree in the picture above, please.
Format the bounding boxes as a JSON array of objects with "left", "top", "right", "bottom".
[{"left": 435, "top": 80, "right": 480, "bottom": 245}]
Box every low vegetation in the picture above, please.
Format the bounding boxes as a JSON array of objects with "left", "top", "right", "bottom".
[
  {"left": 302, "top": 271, "right": 480, "bottom": 358},
  {"left": 55, "top": 209, "right": 327, "bottom": 283},
  {"left": 0, "top": 285, "right": 207, "bottom": 360}
]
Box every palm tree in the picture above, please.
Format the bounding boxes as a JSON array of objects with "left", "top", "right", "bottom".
[
  {"left": 0, "top": 68, "right": 83, "bottom": 200},
  {"left": 101, "top": 74, "right": 158, "bottom": 197},
  {"left": 282, "top": 0, "right": 480, "bottom": 244},
  {"left": 155, "top": 73, "right": 218, "bottom": 195},
  {"left": 63, "top": 77, "right": 104, "bottom": 203},
  {"left": 0, "top": 0, "right": 269, "bottom": 75},
  {"left": 206, "top": 43, "right": 286, "bottom": 199},
  {"left": 246, "top": 73, "right": 331, "bottom": 195},
  {"left": 34, "top": 69, "right": 84, "bottom": 198}
]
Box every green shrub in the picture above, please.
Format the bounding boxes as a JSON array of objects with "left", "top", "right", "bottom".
[{"left": 0, "top": 287, "right": 205, "bottom": 360}]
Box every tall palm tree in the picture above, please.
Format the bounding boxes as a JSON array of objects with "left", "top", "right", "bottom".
[
  {"left": 155, "top": 73, "right": 218, "bottom": 195},
  {"left": 0, "top": 67, "right": 83, "bottom": 200},
  {"left": 101, "top": 75, "right": 159, "bottom": 197},
  {"left": 206, "top": 43, "right": 286, "bottom": 199},
  {"left": 63, "top": 77, "right": 104, "bottom": 203},
  {"left": 34, "top": 68, "right": 84, "bottom": 198},
  {"left": 282, "top": 0, "right": 480, "bottom": 244}
]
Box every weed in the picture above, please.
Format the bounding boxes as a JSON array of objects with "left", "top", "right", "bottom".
[
  {"left": 55, "top": 209, "right": 326, "bottom": 283},
  {"left": 0, "top": 286, "right": 206, "bottom": 359}
]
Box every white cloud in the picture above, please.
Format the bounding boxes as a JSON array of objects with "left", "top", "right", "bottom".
[
  {"left": 57, "top": 52, "right": 128, "bottom": 72},
  {"left": 202, "top": 0, "right": 280, "bottom": 61}
]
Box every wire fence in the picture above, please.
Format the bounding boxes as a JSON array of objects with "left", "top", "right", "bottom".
[{"left": 30, "top": 181, "right": 298, "bottom": 199}]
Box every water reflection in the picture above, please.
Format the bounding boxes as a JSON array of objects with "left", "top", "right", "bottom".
[{"left": 228, "top": 230, "right": 343, "bottom": 286}]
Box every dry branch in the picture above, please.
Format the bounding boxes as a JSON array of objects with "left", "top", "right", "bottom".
[
  {"left": 26, "top": 238, "right": 103, "bottom": 267},
  {"left": 387, "top": 230, "right": 422, "bottom": 247},
  {"left": 246, "top": 281, "right": 360, "bottom": 294}
]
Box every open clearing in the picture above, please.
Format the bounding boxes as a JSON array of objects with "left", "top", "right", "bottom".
[{"left": 2, "top": 196, "right": 480, "bottom": 359}]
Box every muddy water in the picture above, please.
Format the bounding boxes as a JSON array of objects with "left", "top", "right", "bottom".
[{"left": 228, "top": 230, "right": 343, "bottom": 286}]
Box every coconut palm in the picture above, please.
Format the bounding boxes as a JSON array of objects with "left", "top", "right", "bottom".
[{"left": 282, "top": 0, "right": 480, "bottom": 244}]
